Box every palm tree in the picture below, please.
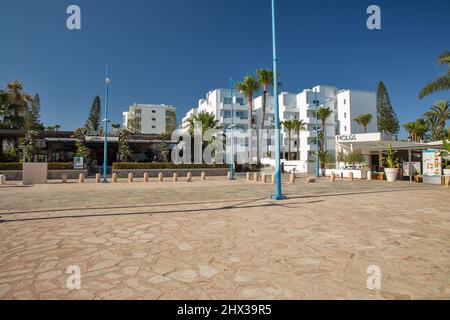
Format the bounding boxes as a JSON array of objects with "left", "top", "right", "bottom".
[
  {"left": 186, "top": 111, "right": 220, "bottom": 137},
  {"left": 404, "top": 119, "right": 429, "bottom": 142},
  {"left": 291, "top": 119, "right": 306, "bottom": 161},
  {"left": 403, "top": 122, "right": 417, "bottom": 142},
  {"left": 5, "top": 80, "right": 30, "bottom": 116},
  {"left": 354, "top": 114, "right": 373, "bottom": 133},
  {"left": 424, "top": 113, "right": 444, "bottom": 141},
  {"left": 281, "top": 119, "right": 295, "bottom": 160},
  {"left": 419, "top": 51, "right": 450, "bottom": 99},
  {"left": 236, "top": 76, "right": 260, "bottom": 169},
  {"left": 315, "top": 149, "right": 332, "bottom": 176},
  {"left": 426, "top": 100, "right": 450, "bottom": 132},
  {"left": 256, "top": 69, "right": 275, "bottom": 165},
  {"left": 316, "top": 107, "right": 333, "bottom": 149}
]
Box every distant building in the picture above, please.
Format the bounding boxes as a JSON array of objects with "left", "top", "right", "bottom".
[{"left": 123, "top": 103, "right": 177, "bottom": 135}]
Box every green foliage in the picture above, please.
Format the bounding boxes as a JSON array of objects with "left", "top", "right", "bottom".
[
  {"left": 74, "top": 127, "right": 90, "bottom": 158},
  {"left": 377, "top": 81, "right": 400, "bottom": 135},
  {"left": 118, "top": 129, "right": 132, "bottom": 162},
  {"left": 165, "top": 109, "right": 177, "bottom": 135},
  {"left": 86, "top": 96, "right": 101, "bottom": 131},
  {"left": 0, "top": 147, "right": 19, "bottom": 162},
  {"left": 112, "top": 162, "right": 235, "bottom": 170},
  {"left": 354, "top": 114, "right": 373, "bottom": 133},
  {"left": 419, "top": 51, "right": 450, "bottom": 99},
  {"left": 346, "top": 150, "right": 366, "bottom": 166},
  {"left": 186, "top": 111, "right": 220, "bottom": 137},
  {"left": 314, "top": 150, "right": 333, "bottom": 171},
  {"left": 24, "top": 130, "right": 39, "bottom": 162},
  {"left": 382, "top": 144, "right": 400, "bottom": 169},
  {"left": 0, "top": 162, "right": 75, "bottom": 171}
]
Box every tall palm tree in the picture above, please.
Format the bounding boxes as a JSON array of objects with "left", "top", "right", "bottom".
[
  {"left": 403, "top": 122, "right": 417, "bottom": 142},
  {"left": 186, "top": 111, "right": 220, "bottom": 137},
  {"left": 426, "top": 100, "right": 450, "bottom": 132},
  {"left": 5, "top": 80, "right": 30, "bottom": 116},
  {"left": 281, "top": 119, "right": 295, "bottom": 160},
  {"left": 419, "top": 51, "right": 450, "bottom": 99},
  {"left": 236, "top": 76, "right": 260, "bottom": 169},
  {"left": 316, "top": 107, "right": 333, "bottom": 150},
  {"left": 354, "top": 114, "right": 373, "bottom": 133},
  {"left": 292, "top": 119, "right": 306, "bottom": 161},
  {"left": 424, "top": 113, "right": 444, "bottom": 141},
  {"left": 256, "top": 69, "right": 274, "bottom": 165}
]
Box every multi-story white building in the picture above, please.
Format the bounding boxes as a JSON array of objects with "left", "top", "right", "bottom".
[
  {"left": 123, "top": 103, "right": 176, "bottom": 135},
  {"left": 182, "top": 85, "right": 377, "bottom": 167}
]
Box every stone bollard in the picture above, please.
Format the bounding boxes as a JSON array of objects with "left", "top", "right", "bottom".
[
  {"left": 253, "top": 173, "right": 259, "bottom": 182},
  {"left": 330, "top": 172, "right": 336, "bottom": 182},
  {"left": 143, "top": 172, "right": 149, "bottom": 182},
  {"left": 78, "top": 173, "right": 85, "bottom": 184},
  {"left": 246, "top": 172, "right": 251, "bottom": 181},
  {"left": 95, "top": 173, "right": 101, "bottom": 183},
  {"left": 367, "top": 171, "right": 372, "bottom": 181},
  {"left": 0, "top": 174, "right": 6, "bottom": 185},
  {"left": 271, "top": 174, "right": 275, "bottom": 184},
  {"left": 262, "top": 174, "right": 267, "bottom": 183},
  {"left": 186, "top": 172, "right": 192, "bottom": 182},
  {"left": 306, "top": 177, "right": 316, "bottom": 183},
  {"left": 289, "top": 173, "right": 295, "bottom": 184},
  {"left": 173, "top": 172, "right": 178, "bottom": 182},
  {"left": 201, "top": 172, "right": 206, "bottom": 181},
  {"left": 349, "top": 172, "right": 354, "bottom": 181},
  {"left": 227, "top": 172, "right": 232, "bottom": 180},
  {"left": 61, "top": 174, "right": 68, "bottom": 184},
  {"left": 128, "top": 173, "right": 134, "bottom": 183},
  {"left": 112, "top": 173, "right": 118, "bottom": 183},
  {"left": 158, "top": 172, "right": 164, "bottom": 182}
]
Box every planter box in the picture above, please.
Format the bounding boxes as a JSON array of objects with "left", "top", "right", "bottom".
[
  {"left": 23, "top": 163, "right": 48, "bottom": 185},
  {"left": 384, "top": 168, "right": 398, "bottom": 182}
]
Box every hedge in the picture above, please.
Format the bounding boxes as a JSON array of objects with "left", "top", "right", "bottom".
[
  {"left": 112, "top": 162, "right": 239, "bottom": 170},
  {"left": 0, "top": 162, "right": 75, "bottom": 171}
]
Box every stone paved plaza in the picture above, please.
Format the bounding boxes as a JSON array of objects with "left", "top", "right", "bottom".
[{"left": 0, "top": 176, "right": 449, "bottom": 299}]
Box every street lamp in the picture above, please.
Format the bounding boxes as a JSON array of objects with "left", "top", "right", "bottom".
[
  {"left": 102, "top": 65, "right": 111, "bottom": 183},
  {"left": 229, "top": 77, "right": 236, "bottom": 180},
  {"left": 271, "top": 0, "right": 286, "bottom": 200}
]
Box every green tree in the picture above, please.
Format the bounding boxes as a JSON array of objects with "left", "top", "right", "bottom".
[
  {"left": 256, "top": 69, "right": 278, "bottom": 164},
  {"left": 74, "top": 127, "right": 90, "bottom": 158},
  {"left": 425, "top": 100, "right": 449, "bottom": 133},
  {"left": 419, "top": 51, "right": 450, "bottom": 99},
  {"left": 354, "top": 114, "right": 373, "bottom": 133},
  {"left": 315, "top": 149, "right": 333, "bottom": 175},
  {"left": 377, "top": 81, "right": 400, "bottom": 135},
  {"left": 86, "top": 96, "right": 102, "bottom": 131},
  {"left": 118, "top": 129, "right": 132, "bottom": 162},
  {"left": 236, "top": 76, "right": 261, "bottom": 169},
  {"left": 317, "top": 107, "right": 333, "bottom": 149},
  {"left": 281, "top": 120, "right": 295, "bottom": 160},
  {"left": 2, "top": 80, "right": 30, "bottom": 129},
  {"left": 24, "top": 130, "right": 39, "bottom": 162},
  {"left": 292, "top": 119, "right": 306, "bottom": 161}
]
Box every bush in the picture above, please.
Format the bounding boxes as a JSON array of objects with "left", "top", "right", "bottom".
[
  {"left": 0, "top": 162, "right": 74, "bottom": 170},
  {"left": 0, "top": 162, "right": 22, "bottom": 170},
  {"left": 0, "top": 148, "right": 19, "bottom": 162},
  {"left": 112, "top": 162, "right": 237, "bottom": 170}
]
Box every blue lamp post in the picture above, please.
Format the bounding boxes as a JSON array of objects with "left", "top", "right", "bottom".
[
  {"left": 271, "top": 0, "right": 286, "bottom": 200},
  {"left": 229, "top": 77, "right": 235, "bottom": 180},
  {"left": 102, "top": 65, "right": 111, "bottom": 183}
]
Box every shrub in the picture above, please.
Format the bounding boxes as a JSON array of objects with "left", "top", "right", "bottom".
[
  {"left": 0, "top": 147, "right": 19, "bottom": 162},
  {"left": 112, "top": 162, "right": 238, "bottom": 170},
  {"left": 0, "top": 162, "right": 22, "bottom": 170},
  {"left": 0, "top": 162, "right": 74, "bottom": 170}
]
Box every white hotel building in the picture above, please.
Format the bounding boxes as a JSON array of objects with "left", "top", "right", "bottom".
[
  {"left": 123, "top": 103, "right": 176, "bottom": 135},
  {"left": 182, "top": 85, "right": 377, "bottom": 169}
]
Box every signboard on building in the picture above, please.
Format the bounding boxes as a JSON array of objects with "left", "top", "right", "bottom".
[
  {"left": 422, "top": 149, "right": 442, "bottom": 177},
  {"left": 74, "top": 157, "right": 84, "bottom": 170}
]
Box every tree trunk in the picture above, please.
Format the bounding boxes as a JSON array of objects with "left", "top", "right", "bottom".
[
  {"left": 248, "top": 94, "right": 253, "bottom": 170},
  {"left": 297, "top": 131, "right": 300, "bottom": 161},
  {"left": 258, "top": 86, "right": 267, "bottom": 166},
  {"left": 321, "top": 120, "right": 326, "bottom": 151},
  {"left": 288, "top": 130, "right": 291, "bottom": 160}
]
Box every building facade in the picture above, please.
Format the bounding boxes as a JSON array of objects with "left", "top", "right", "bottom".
[
  {"left": 123, "top": 103, "right": 177, "bottom": 135},
  {"left": 183, "top": 85, "right": 378, "bottom": 166}
]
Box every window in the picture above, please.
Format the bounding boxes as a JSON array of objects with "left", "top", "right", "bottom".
[
  {"left": 344, "top": 112, "right": 347, "bottom": 119},
  {"left": 344, "top": 99, "right": 347, "bottom": 105},
  {"left": 152, "top": 125, "right": 156, "bottom": 129},
  {"left": 152, "top": 110, "right": 156, "bottom": 114},
  {"left": 236, "top": 98, "right": 244, "bottom": 105},
  {"left": 223, "top": 97, "right": 232, "bottom": 104},
  {"left": 344, "top": 126, "right": 347, "bottom": 132},
  {"left": 152, "top": 118, "right": 156, "bottom": 121},
  {"left": 236, "top": 111, "right": 247, "bottom": 119}
]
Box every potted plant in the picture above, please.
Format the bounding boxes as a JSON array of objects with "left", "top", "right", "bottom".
[
  {"left": 22, "top": 130, "right": 48, "bottom": 185},
  {"left": 383, "top": 144, "right": 400, "bottom": 182}
]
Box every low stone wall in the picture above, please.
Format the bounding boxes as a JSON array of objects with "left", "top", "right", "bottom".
[
  {"left": 0, "top": 170, "right": 88, "bottom": 181},
  {"left": 112, "top": 168, "right": 229, "bottom": 179}
]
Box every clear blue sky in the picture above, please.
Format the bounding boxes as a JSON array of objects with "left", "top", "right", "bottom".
[{"left": 0, "top": 0, "right": 449, "bottom": 137}]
